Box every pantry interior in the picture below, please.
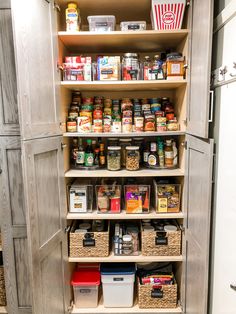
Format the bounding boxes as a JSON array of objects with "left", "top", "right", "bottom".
[{"left": 0, "top": 0, "right": 214, "bottom": 313}]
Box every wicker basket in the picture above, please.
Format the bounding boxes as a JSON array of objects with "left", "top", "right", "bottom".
[
  {"left": 0, "top": 266, "right": 6, "bottom": 306},
  {"left": 141, "top": 223, "right": 181, "bottom": 256},
  {"left": 138, "top": 279, "right": 177, "bottom": 309},
  {"left": 69, "top": 221, "right": 110, "bottom": 258}
]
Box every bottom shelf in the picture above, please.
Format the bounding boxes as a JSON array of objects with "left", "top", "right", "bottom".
[
  {"left": 0, "top": 307, "right": 7, "bottom": 314},
  {"left": 72, "top": 299, "right": 182, "bottom": 313}
]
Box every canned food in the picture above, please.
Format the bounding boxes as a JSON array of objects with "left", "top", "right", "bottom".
[
  {"left": 134, "top": 116, "right": 144, "bottom": 132},
  {"left": 122, "top": 117, "right": 133, "bottom": 133}
]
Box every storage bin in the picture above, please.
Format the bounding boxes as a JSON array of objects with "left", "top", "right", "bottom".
[
  {"left": 71, "top": 268, "right": 100, "bottom": 308},
  {"left": 151, "top": 0, "right": 186, "bottom": 30},
  {"left": 120, "top": 21, "right": 146, "bottom": 31},
  {"left": 69, "top": 221, "right": 110, "bottom": 258},
  {"left": 138, "top": 276, "right": 177, "bottom": 308},
  {"left": 141, "top": 220, "right": 181, "bottom": 256},
  {"left": 113, "top": 223, "right": 139, "bottom": 256},
  {"left": 101, "top": 263, "right": 135, "bottom": 308},
  {"left": 87, "top": 15, "right": 116, "bottom": 32},
  {"left": 69, "top": 180, "right": 93, "bottom": 213},
  {"left": 96, "top": 184, "right": 121, "bottom": 213},
  {"left": 0, "top": 266, "right": 6, "bottom": 306},
  {"left": 154, "top": 181, "right": 181, "bottom": 213},
  {"left": 124, "top": 185, "right": 150, "bottom": 213}
]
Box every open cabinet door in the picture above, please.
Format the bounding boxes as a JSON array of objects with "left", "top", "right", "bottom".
[
  {"left": 11, "top": 0, "right": 61, "bottom": 140},
  {"left": 187, "top": 0, "right": 214, "bottom": 138},
  {"left": 21, "top": 136, "right": 69, "bottom": 314},
  {"left": 183, "top": 135, "right": 214, "bottom": 314}
]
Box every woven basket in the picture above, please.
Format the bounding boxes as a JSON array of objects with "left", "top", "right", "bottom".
[
  {"left": 0, "top": 266, "right": 6, "bottom": 306},
  {"left": 69, "top": 221, "right": 110, "bottom": 258},
  {"left": 138, "top": 280, "right": 177, "bottom": 309},
  {"left": 141, "top": 224, "right": 181, "bottom": 256}
]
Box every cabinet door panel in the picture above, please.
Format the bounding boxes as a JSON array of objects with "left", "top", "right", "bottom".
[
  {"left": 21, "top": 136, "right": 69, "bottom": 314},
  {"left": 183, "top": 135, "right": 214, "bottom": 314},
  {"left": 0, "top": 136, "right": 32, "bottom": 314},
  {"left": 187, "top": 0, "right": 214, "bottom": 138},
  {"left": 11, "top": 0, "right": 61, "bottom": 139},
  {"left": 0, "top": 6, "right": 19, "bottom": 135}
]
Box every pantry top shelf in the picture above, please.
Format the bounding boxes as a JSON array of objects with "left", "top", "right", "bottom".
[
  {"left": 63, "top": 131, "right": 185, "bottom": 138},
  {"left": 61, "top": 80, "right": 187, "bottom": 91},
  {"left": 65, "top": 168, "right": 184, "bottom": 178},
  {"left": 58, "top": 30, "right": 189, "bottom": 53}
]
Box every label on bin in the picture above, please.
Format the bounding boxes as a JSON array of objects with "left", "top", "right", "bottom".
[
  {"left": 96, "top": 22, "right": 108, "bottom": 27},
  {"left": 79, "top": 289, "right": 91, "bottom": 294},
  {"left": 113, "top": 277, "right": 124, "bottom": 281},
  {"left": 128, "top": 24, "right": 140, "bottom": 30}
]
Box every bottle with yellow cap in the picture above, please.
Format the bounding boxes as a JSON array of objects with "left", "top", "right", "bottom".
[{"left": 66, "top": 2, "right": 81, "bottom": 31}]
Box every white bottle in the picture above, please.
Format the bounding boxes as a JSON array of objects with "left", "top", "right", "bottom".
[{"left": 172, "top": 141, "right": 178, "bottom": 167}]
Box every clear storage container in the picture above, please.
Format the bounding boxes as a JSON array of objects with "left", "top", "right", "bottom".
[
  {"left": 154, "top": 181, "right": 181, "bottom": 213},
  {"left": 107, "top": 146, "right": 121, "bottom": 171},
  {"left": 96, "top": 184, "right": 121, "bottom": 213},
  {"left": 125, "top": 146, "right": 140, "bottom": 170},
  {"left": 120, "top": 21, "right": 146, "bottom": 31},
  {"left": 69, "top": 180, "right": 93, "bottom": 213},
  {"left": 87, "top": 15, "right": 116, "bottom": 32},
  {"left": 101, "top": 263, "right": 135, "bottom": 308},
  {"left": 124, "top": 185, "right": 150, "bottom": 213},
  {"left": 71, "top": 269, "right": 100, "bottom": 308}
]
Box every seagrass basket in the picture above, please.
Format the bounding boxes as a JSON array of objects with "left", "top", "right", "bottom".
[
  {"left": 0, "top": 266, "right": 6, "bottom": 306},
  {"left": 141, "top": 222, "right": 181, "bottom": 256},
  {"left": 69, "top": 221, "right": 109, "bottom": 258},
  {"left": 138, "top": 278, "right": 177, "bottom": 309}
]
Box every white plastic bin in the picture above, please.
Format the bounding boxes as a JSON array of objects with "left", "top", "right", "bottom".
[
  {"left": 101, "top": 263, "right": 135, "bottom": 308},
  {"left": 87, "top": 15, "right": 116, "bottom": 32},
  {"left": 71, "top": 269, "right": 100, "bottom": 308}
]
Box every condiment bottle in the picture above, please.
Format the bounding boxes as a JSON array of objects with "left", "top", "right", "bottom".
[
  {"left": 143, "top": 142, "right": 150, "bottom": 166},
  {"left": 84, "top": 139, "right": 94, "bottom": 167},
  {"left": 158, "top": 139, "right": 165, "bottom": 168},
  {"left": 76, "top": 138, "right": 85, "bottom": 165},
  {"left": 152, "top": 54, "right": 164, "bottom": 80},
  {"left": 94, "top": 148, "right": 100, "bottom": 166},
  {"left": 71, "top": 138, "right": 78, "bottom": 165},
  {"left": 143, "top": 56, "right": 151, "bottom": 80},
  {"left": 164, "top": 139, "right": 174, "bottom": 168},
  {"left": 99, "top": 143, "right": 106, "bottom": 166},
  {"left": 172, "top": 141, "right": 178, "bottom": 167},
  {"left": 148, "top": 142, "right": 159, "bottom": 167},
  {"left": 65, "top": 3, "right": 81, "bottom": 31}
]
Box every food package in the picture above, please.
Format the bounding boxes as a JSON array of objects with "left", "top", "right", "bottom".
[
  {"left": 125, "top": 185, "right": 150, "bottom": 213},
  {"left": 97, "top": 56, "right": 120, "bottom": 81},
  {"left": 63, "top": 56, "right": 92, "bottom": 81}
]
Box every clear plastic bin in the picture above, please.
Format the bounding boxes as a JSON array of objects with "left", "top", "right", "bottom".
[
  {"left": 120, "top": 21, "right": 146, "bottom": 31},
  {"left": 154, "top": 181, "right": 181, "bottom": 213},
  {"left": 71, "top": 269, "right": 100, "bottom": 308},
  {"left": 87, "top": 15, "right": 116, "bottom": 32},
  {"left": 101, "top": 263, "right": 135, "bottom": 308},
  {"left": 63, "top": 63, "right": 92, "bottom": 81},
  {"left": 96, "top": 185, "right": 121, "bottom": 213},
  {"left": 69, "top": 180, "right": 93, "bottom": 213},
  {"left": 124, "top": 185, "right": 150, "bottom": 213}
]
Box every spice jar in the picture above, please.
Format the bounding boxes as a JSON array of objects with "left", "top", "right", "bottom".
[
  {"left": 107, "top": 146, "right": 121, "bottom": 171},
  {"left": 120, "top": 138, "right": 132, "bottom": 167},
  {"left": 122, "top": 53, "right": 140, "bottom": 80},
  {"left": 67, "top": 117, "right": 77, "bottom": 132},
  {"left": 126, "top": 146, "right": 140, "bottom": 171}
]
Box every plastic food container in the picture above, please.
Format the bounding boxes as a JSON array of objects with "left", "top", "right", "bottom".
[
  {"left": 120, "top": 21, "right": 146, "bottom": 31},
  {"left": 71, "top": 269, "right": 100, "bottom": 308},
  {"left": 154, "top": 181, "right": 181, "bottom": 213},
  {"left": 69, "top": 180, "right": 93, "bottom": 213},
  {"left": 151, "top": 0, "right": 186, "bottom": 30},
  {"left": 101, "top": 263, "right": 136, "bottom": 307},
  {"left": 96, "top": 184, "right": 121, "bottom": 213},
  {"left": 107, "top": 146, "right": 121, "bottom": 171},
  {"left": 87, "top": 15, "right": 116, "bottom": 32}
]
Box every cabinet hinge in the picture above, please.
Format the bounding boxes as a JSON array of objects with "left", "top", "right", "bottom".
[
  {"left": 180, "top": 225, "right": 185, "bottom": 234},
  {"left": 184, "top": 63, "right": 188, "bottom": 69},
  {"left": 186, "top": 0, "right": 191, "bottom": 5},
  {"left": 212, "top": 153, "right": 216, "bottom": 184},
  {"left": 181, "top": 141, "right": 187, "bottom": 150},
  {"left": 54, "top": 2, "right": 61, "bottom": 12},
  {"left": 65, "top": 226, "right": 70, "bottom": 233},
  {"left": 68, "top": 301, "right": 73, "bottom": 313},
  {"left": 61, "top": 143, "right": 67, "bottom": 150},
  {"left": 183, "top": 118, "right": 187, "bottom": 126}
]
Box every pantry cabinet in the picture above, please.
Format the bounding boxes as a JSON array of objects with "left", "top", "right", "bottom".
[{"left": 0, "top": 0, "right": 215, "bottom": 313}]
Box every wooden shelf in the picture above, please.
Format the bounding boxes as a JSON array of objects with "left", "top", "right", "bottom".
[
  {"left": 61, "top": 80, "right": 187, "bottom": 92},
  {"left": 67, "top": 209, "right": 184, "bottom": 220},
  {"left": 58, "top": 30, "right": 188, "bottom": 53},
  {"left": 69, "top": 252, "right": 183, "bottom": 263},
  {"left": 65, "top": 168, "right": 184, "bottom": 178},
  {"left": 0, "top": 307, "right": 7, "bottom": 314},
  {"left": 63, "top": 131, "right": 186, "bottom": 138},
  {"left": 72, "top": 299, "right": 182, "bottom": 313}
]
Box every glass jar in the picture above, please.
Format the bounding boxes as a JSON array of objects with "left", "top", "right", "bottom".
[
  {"left": 107, "top": 146, "right": 121, "bottom": 171},
  {"left": 67, "top": 117, "right": 77, "bottom": 132},
  {"left": 167, "top": 119, "right": 179, "bottom": 131},
  {"left": 107, "top": 138, "right": 119, "bottom": 146},
  {"left": 122, "top": 53, "right": 140, "bottom": 80},
  {"left": 119, "top": 138, "right": 132, "bottom": 167},
  {"left": 126, "top": 146, "right": 140, "bottom": 171}
]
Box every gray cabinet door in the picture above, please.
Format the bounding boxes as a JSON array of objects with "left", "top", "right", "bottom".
[
  {"left": 187, "top": 0, "right": 214, "bottom": 138},
  {"left": 183, "top": 135, "right": 214, "bottom": 314},
  {"left": 0, "top": 136, "right": 32, "bottom": 314},
  {"left": 0, "top": 3, "right": 19, "bottom": 135},
  {"left": 11, "top": 0, "right": 61, "bottom": 140},
  {"left": 21, "top": 136, "right": 69, "bottom": 314}
]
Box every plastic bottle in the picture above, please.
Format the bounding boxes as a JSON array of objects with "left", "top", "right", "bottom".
[
  {"left": 76, "top": 138, "right": 85, "bottom": 165},
  {"left": 65, "top": 3, "right": 81, "bottom": 32},
  {"left": 172, "top": 141, "right": 178, "bottom": 167},
  {"left": 164, "top": 139, "right": 174, "bottom": 168},
  {"left": 71, "top": 138, "right": 78, "bottom": 165},
  {"left": 157, "top": 139, "right": 165, "bottom": 168}
]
